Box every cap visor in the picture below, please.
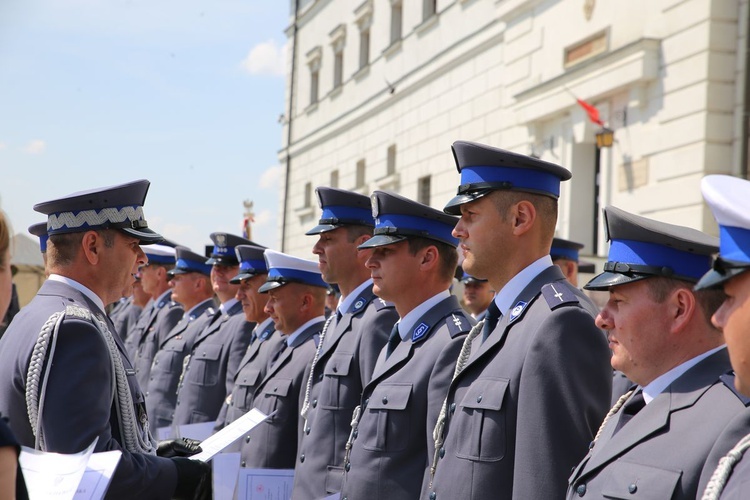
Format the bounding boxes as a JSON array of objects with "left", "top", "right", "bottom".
[
  {"left": 205, "top": 257, "right": 239, "bottom": 266},
  {"left": 443, "top": 191, "right": 493, "bottom": 215},
  {"left": 305, "top": 224, "right": 338, "bottom": 236},
  {"left": 583, "top": 271, "right": 652, "bottom": 291},
  {"left": 230, "top": 271, "right": 257, "bottom": 284},
  {"left": 121, "top": 227, "right": 163, "bottom": 245},
  {"left": 358, "top": 234, "right": 408, "bottom": 249},
  {"left": 258, "top": 280, "right": 285, "bottom": 293},
  {"left": 694, "top": 267, "right": 749, "bottom": 291}
]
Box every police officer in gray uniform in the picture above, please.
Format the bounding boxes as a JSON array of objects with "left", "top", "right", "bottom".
[
  {"left": 293, "top": 187, "right": 398, "bottom": 499},
  {"left": 145, "top": 247, "right": 217, "bottom": 430},
  {"left": 214, "top": 244, "right": 282, "bottom": 432},
  {"left": 0, "top": 180, "right": 209, "bottom": 499},
  {"left": 566, "top": 206, "right": 750, "bottom": 499},
  {"left": 240, "top": 249, "right": 327, "bottom": 469},
  {"left": 128, "top": 244, "right": 184, "bottom": 389},
  {"left": 425, "top": 141, "right": 611, "bottom": 500},
  {"left": 339, "top": 191, "right": 473, "bottom": 500},
  {"left": 172, "top": 232, "right": 255, "bottom": 425}
]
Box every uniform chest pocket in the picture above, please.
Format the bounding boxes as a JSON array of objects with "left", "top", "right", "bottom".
[
  {"left": 160, "top": 339, "right": 187, "bottom": 371},
  {"left": 188, "top": 344, "right": 223, "bottom": 386},
  {"left": 233, "top": 368, "right": 262, "bottom": 410},
  {"left": 453, "top": 377, "right": 508, "bottom": 462},
  {"left": 258, "top": 378, "right": 293, "bottom": 422},
  {"left": 600, "top": 461, "right": 681, "bottom": 499},
  {"left": 320, "top": 352, "right": 354, "bottom": 410},
  {"left": 363, "top": 383, "right": 411, "bottom": 452}
]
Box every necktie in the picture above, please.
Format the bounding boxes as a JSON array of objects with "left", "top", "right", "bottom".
[
  {"left": 208, "top": 308, "right": 222, "bottom": 326},
  {"left": 482, "top": 301, "right": 501, "bottom": 342},
  {"left": 269, "top": 341, "right": 288, "bottom": 369},
  {"left": 385, "top": 324, "right": 401, "bottom": 358},
  {"left": 613, "top": 389, "right": 646, "bottom": 434}
]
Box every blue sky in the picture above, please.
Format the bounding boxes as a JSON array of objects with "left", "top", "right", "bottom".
[{"left": 0, "top": 0, "right": 289, "bottom": 255}]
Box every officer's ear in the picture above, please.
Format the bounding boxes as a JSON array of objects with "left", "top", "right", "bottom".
[
  {"left": 81, "top": 230, "right": 101, "bottom": 265},
  {"left": 511, "top": 200, "right": 536, "bottom": 236}
]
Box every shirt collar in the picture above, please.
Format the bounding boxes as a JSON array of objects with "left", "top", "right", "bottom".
[
  {"left": 338, "top": 278, "right": 373, "bottom": 315},
  {"left": 47, "top": 274, "right": 106, "bottom": 314},
  {"left": 286, "top": 315, "right": 326, "bottom": 346},
  {"left": 641, "top": 344, "right": 726, "bottom": 403},
  {"left": 256, "top": 316, "right": 274, "bottom": 334},
  {"left": 494, "top": 255, "right": 553, "bottom": 316},
  {"left": 155, "top": 288, "right": 171, "bottom": 305},
  {"left": 186, "top": 298, "right": 214, "bottom": 317},
  {"left": 220, "top": 297, "right": 239, "bottom": 314},
  {"left": 397, "top": 290, "right": 451, "bottom": 341}
]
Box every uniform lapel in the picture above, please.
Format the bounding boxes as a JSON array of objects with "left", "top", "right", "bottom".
[{"left": 260, "top": 322, "right": 320, "bottom": 383}]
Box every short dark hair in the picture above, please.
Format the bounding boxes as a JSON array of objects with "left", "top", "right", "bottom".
[
  {"left": 645, "top": 276, "right": 726, "bottom": 328},
  {"left": 489, "top": 190, "right": 558, "bottom": 244},
  {"left": 48, "top": 229, "right": 116, "bottom": 267},
  {"left": 345, "top": 224, "right": 373, "bottom": 243},
  {"left": 406, "top": 237, "right": 458, "bottom": 283}
]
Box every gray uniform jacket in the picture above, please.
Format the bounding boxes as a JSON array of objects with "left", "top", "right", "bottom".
[
  {"left": 127, "top": 291, "right": 184, "bottom": 389},
  {"left": 0, "top": 280, "right": 177, "bottom": 499},
  {"left": 568, "top": 349, "right": 750, "bottom": 500},
  {"left": 340, "top": 295, "right": 473, "bottom": 500},
  {"left": 110, "top": 296, "right": 142, "bottom": 343},
  {"left": 425, "top": 266, "right": 611, "bottom": 500},
  {"left": 144, "top": 298, "right": 216, "bottom": 429},
  {"left": 240, "top": 319, "right": 323, "bottom": 469},
  {"left": 214, "top": 319, "right": 282, "bottom": 431},
  {"left": 706, "top": 406, "right": 750, "bottom": 499},
  {"left": 171, "top": 301, "right": 253, "bottom": 425},
  {"left": 292, "top": 286, "right": 398, "bottom": 500}
]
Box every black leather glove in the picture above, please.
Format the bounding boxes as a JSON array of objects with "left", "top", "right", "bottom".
[
  {"left": 157, "top": 437, "right": 202, "bottom": 458},
  {"left": 171, "top": 457, "right": 212, "bottom": 500}
]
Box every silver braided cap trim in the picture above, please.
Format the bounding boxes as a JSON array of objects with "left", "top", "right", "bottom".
[{"left": 47, "top": 206, "right": 144, "bottom": 232}]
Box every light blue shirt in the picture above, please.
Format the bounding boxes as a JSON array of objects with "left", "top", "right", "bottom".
[
  {"left": 396, "top": 290, "right": 451, "bottom": 341},
  {"left": 220, "top": 297, "right": 239, "bottom": 314},
  {"left": 286, "top": 315, "right": 326, "bottom": 346},
  {"left": 493, "top": 255, "right": 553, "bottom": 316},
  {"left": 338, "top": 278, "right": 374, "bottom": 315},
  {"left": 642, "top": 344, "right": 726, "bottom": 403},
  {"left": 47, "top": 274, "right": 106, "bottom": 315}
]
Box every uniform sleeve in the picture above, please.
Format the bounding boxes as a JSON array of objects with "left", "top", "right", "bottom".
[
  {"left": 512, "top": 307, "right": 611, "bottom": 500},
  {"left": 40, "top": 318, "right": 177, "bottom": 499},
  {"left": 358, "top": 307, "right": 398, "bottom": 387}
]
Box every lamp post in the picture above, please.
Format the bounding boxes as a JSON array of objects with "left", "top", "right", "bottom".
[{"left": 593, "top": 128, "right": 615, "bottom": 254}]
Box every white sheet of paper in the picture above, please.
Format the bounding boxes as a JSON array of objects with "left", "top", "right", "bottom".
[
  {"left": 178, "top": 421, "right": 216, "bottom": 441},
  {"left": 19, "top": 438, "right": 98, "bottom": 500},
  {"left": 237, "top": 468, "right": 294, "bottom": 500},
  {"left": 211, "top": 452, "right": 241, "bottom": 500},
  {"left": 73, "top": 450, "right": 122, "bottom": 500},
  {"left": 190, "top": 408, "right": 271, "bottom": 462}
]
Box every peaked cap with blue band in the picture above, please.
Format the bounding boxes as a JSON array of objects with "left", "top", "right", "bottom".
[
  {"left": 33, "top": 179, "right": 162, "bottom": 244},
  {"left": 143, "top": 244, "right": 177, "bottom": 265},
  {"left": 584, "top": 206, "right": 718, "bottom": 291},
  {"left": 444, "top": 141, "right": 572, "bottom": 215},
  {"left": 358, "top": 190, "right": 459, "bottom": 249},
  {"left": 551, "top": 237, "right": 584, "bottom": 262},
  {"left": 169, "top": 247, "right": 213, "bottom": 277},
  {"left": 306, "top": 187, "right": 375, "bottom": 235},
  {"left": 258, "top": 249, "right": 327, "bottom": 293},
  {"left": 28, "top": 222, "right": 48, "bottom": 253},
  {"left": 205, "top": 232, "right": 256, "bottom": 266},
  {"left": 695, "top": 175, "right": 750, "bottom": 290},
  {"left": 230, "top": 244, "right": 269, "bottom": 284}
]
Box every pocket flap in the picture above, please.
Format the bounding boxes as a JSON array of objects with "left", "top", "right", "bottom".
[
  {"left": 601, "top": 461, "right": 681, "bottom": 499},
  {"left": 367, "top": 383, "right": 411, "bottom": 410},
  {"left": 460, "top": 377, "right": 509, "bottom": 411},
  {"left": 324, "top": 352, "right": 353, "bottom": 377},
  {"left": 195, "top": 343, "right": 222, "bottom": 361},
  {"left": 264, "top": 378, "right": 293, "bottom": 397},
  {"left": 163, "top": 339, "right": 186, "bottom": 352},
  {"left": 236, "top": 368, "right": 261, "bottom": 387}
]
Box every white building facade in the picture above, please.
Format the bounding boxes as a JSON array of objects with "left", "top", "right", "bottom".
[{"left": 277, "top": 0, "right": 749, "bottom": 259}]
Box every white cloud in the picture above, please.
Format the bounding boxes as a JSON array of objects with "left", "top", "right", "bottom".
[
  {"left": 253, "top": 209, "right": 272, "bottom": 227},
  {"left": 259, "top": 165, "right": 282, "bottom": 189},
  {"left": 240, "top": 39, "right": 286, "bottom": 77},
  {"left": 24, "top": 140, "right": 46, "bottom": 155},
  {"left": 0, "top": 142, "right": 6, "bottom": 151}
]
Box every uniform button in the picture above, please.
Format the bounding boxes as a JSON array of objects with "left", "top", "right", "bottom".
[
  {"left": 241, "top": 461, "right": 246, "bottom": 467},
  {"left": 430, "top": 492, "right": 437, "bottom": 500},
  {"left": 589, "top": 441, "right": 595, "bottom": 450},
  {"left": 299, "top": 454, "right": 305, "bottom": 463},
  {"left": 628, "top": 484, "right": 637, "bottom": 494},
  {"left": 576, "top": 484, "right": 586, "bottom": 497},
  {"left": 439, "top": 447, "right": 445, "bottom": 458},
  {"left": 345, "top": 463, "right": 351, "bottom": 472},
  {"left": 364, "top": 398, "right": 370, "bottom": 406},
  {"left": 382, "top": 396, "right": 388, "bottom": 405},
  {"left": 476, "top": 395, "right": 483, "bottom": 403},
  {"left": 243, "top": 378, "right": 246, "bottom": 383},
  {"left": 318, "top": 373, "right": 324, "bottom": 381},
  {"left": 154, "top": 360, "right": 159, "bottom": 365},
  {"left": 305, "top": 427, "right": 310, "bottom": 435},
  {"left": 333, "top": 366, "right": 338, "bottom": 373},
  {"left": 312, "top": 399, "right": 318, "bottom": 408},
  {"left": 450, "top": 403, "right": 456, "bottom": 414},
  {"left": 273, "top": 387, "right": 278, "bottom": 392},
  {"left": 245, "top": 436, "right": 251, "bottom": 444},
  {"left": 145, "top": 391, "right": 149, "bottom": 396}
]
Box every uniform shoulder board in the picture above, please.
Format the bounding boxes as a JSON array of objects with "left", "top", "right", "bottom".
[
  {"left": 351, "top": 296, "right": 369, "bottom": 314},
  {"left": 720, "top": 373, "right": 750, "bottom": 406},
  {"left": 373, "top": 298, "right": 395, "bottom": 311},
  {"left": 446, "top": 312, "right": 472, "bottom": 338},
  {"left": 541, "top": 282, "right": 580, "bottom": 310},
  {"left": 205, "top": 307, "right": 216, "bottom": 317},
  {"left": 65, "top": 304, "right": 92, "bottom": 320}
]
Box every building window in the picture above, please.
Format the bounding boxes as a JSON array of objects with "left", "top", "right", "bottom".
[
  {"left": 418, "top": 175, "right": 431, "bottom": 205},
  {"left": 330, "top": 24, "right": 346, "bottom": 89},
  {"left": 304, "top": 182, "right": 313, "bottom": 207},
  {"left": 306, "top": 46, "right": 322, "bottom": 107},
  {"left": 423, "top": 0, "right": 437, "bottom": 20},
  {"left": 356, "top": 159, "right": 366, "bottom": 188},
  {"left": 355, "top": 1, "right": 373, "bottom": 71},
  {"left": 330, "top": 169, "right": 339, "bottom": 188},
  {"left": 387, "top": 144, "right": 397, "bottom": 175},
  {"left": 390, "top": 1, "right": 403, "bottom": 45},
  {"left": 359, "top": 28, "right": 370, "bottom": 70}
]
